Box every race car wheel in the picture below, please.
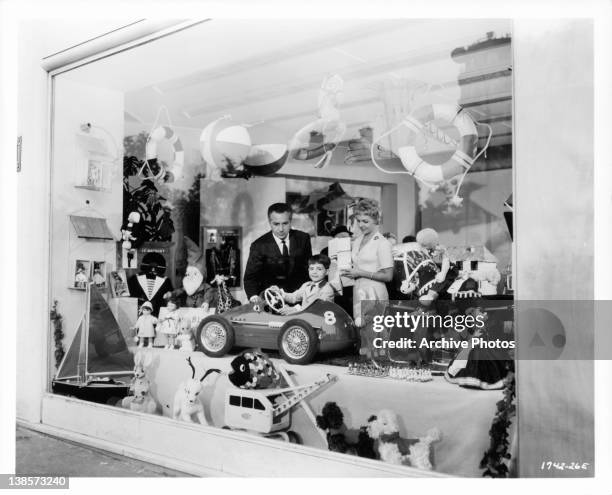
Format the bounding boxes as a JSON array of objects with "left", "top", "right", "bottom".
[
  {"left": 196, "top": 316, "right": 235, "bottom": 357},
  {"left": 287, "top": 431, "right": 302, "bottom": 444},
  {"left": 278, "top": 320, "right": 318, "bottom": 365}
]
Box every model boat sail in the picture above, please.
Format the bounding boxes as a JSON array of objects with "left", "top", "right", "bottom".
[{"left": 52, "top": 282, "right": 134, "bottom": 404}]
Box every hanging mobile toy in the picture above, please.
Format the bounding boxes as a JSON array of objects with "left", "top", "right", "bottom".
[
  {"left": 371, "top": 103, "right": 492, "bottom": 208},
  {"left": 289, "top": 74, "right": 347, "bottom": 169},
  {"left": 139, "top": 106, "right": 184, "bottom": 183}
]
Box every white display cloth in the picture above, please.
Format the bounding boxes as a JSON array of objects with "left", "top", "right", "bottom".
[{"left": 142, "top": 348, "right": 502, "bottom": 476}]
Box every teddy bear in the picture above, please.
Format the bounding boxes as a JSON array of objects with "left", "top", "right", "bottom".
[
  {"left": 367, "top": 409, "right": 441, "bottom": 470},
  {"left": 316, "top": 402, "right": 377, "bottom": 459}
]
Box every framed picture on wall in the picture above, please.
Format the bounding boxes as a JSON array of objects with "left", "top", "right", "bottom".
[
  {"left": 92, "top": 261, "right": 107, "bottom": 289},
  {"left": 200, "top": 226, "right": 242, "bottom": 288},
  {"left": 73, "top": 259, "right": 91, "bottom": 290},
  {"left": 74, "top": 133, "right": 113, "bottom": 191},
  {"left": 109, "top": 269, "right": 130, "bottom": 297}
]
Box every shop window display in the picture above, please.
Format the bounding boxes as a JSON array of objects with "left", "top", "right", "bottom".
[{"left": 48, "top": 19, "right": 515, "bottom": 477}]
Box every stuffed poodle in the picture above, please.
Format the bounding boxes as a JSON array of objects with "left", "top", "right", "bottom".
[{"left": 367, "top": 409, "right": 441, "bottom": 470}]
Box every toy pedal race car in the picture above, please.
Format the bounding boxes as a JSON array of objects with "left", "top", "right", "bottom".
[{"left": 195, "top": 288, "right": 357, "bottom": 364}]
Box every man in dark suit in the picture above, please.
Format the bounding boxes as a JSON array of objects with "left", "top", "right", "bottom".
[{"left": 244, "top": 203, "right": 312, "bottom": 305}]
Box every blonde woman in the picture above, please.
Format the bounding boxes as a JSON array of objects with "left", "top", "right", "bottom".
[{"left": 341, "top": 199, "right": 393, "bottom": 355}]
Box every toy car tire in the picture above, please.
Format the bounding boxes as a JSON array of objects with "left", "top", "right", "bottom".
[
  {"left": 277, "top": 319, "right": 318, "bottom": 365},
  {"left": 287, "top": 430, "right": 302, "bottom": 444},
  {"left": 196, "top": 316, "right": 235, "bottom": 357}
]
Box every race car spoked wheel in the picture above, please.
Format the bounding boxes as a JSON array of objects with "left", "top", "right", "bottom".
[
  {"left": 278, "top": 319, "right": 318, "bottom": 365},
  {"left": 196, "top": 316, "right": 235, "bottom": 357}
]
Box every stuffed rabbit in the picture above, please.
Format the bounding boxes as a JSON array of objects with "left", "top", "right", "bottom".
[{"left": 130, "top": 350, "right": 153, "bottom": 394}]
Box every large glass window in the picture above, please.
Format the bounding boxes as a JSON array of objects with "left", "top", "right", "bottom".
[{"left": 49, "top": 19, "right": 514, "bottom": 477}]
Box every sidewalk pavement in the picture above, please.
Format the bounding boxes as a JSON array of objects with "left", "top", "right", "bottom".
[{"left": 16, "top": 425, "right": 193, "bottom": 477}]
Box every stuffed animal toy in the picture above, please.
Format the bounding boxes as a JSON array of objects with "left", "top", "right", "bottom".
[
  {"left": 121, "top": 377, "right": 158, "bottom": 414},
  {"left": 130, "top": 350, "right": 153, "bottom": 393},
  {"left": 121, "top": 211, "right": 142, "bottom": 249},
  {"left": 367, "top": 409, "right": 441, "bottom": 470},
  {"left": 176, "top": 320, "right": 195, "bottom": 352},
  {"left": 316, "top": 402, "right": 353, "bottom": 454},
  {"left": 356, "top": 425, "right": 378, "bottom": 459},
  {"left": 315, "top": 402, "right": 377, "bottom": 459},
  {"left": 172, "top": 357, "right": 220, "bottom": 424},
  {"left": 228, "top": 349, "right": 281, "bottom": 389}
]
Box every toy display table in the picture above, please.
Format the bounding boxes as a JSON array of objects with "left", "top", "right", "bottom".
[{"left": 142, "top": 347, "right": 502, "bottom": 476}]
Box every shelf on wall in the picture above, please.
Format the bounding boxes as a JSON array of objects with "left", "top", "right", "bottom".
[
  {"left": 68, "top": 286, "right": 110, "bottom": 293},
  {"left": 74, "top": 184, "right": 111, "bottom": 192}
]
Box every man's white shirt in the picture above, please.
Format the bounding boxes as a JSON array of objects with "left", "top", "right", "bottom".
[{"left": 272, "top": 233, "right": 290, "bottom": 254}]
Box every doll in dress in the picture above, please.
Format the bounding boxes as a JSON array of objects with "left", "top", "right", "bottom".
[
  {"left": 444, "top": 284, "right": 513, "bottom": 390},
  {"left": 176, "top": 320, "right": 195, "bottom": 352},
  {"left": 158, "top": 297, "right": 180, "bottom": 349},
  {"left": 131, "top": 301, "right": 158, "bottom": 348}
]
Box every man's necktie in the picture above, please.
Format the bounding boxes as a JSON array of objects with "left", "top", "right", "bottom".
[{"left": 281, "top": 240, "right": 289, "bottom": 257}]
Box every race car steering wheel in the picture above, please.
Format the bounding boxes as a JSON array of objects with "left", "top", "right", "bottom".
[{"left": 264, "top": 287, "right": 286, "bottom": 314}]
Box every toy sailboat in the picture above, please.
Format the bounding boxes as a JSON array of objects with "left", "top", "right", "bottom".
[{"left": 52, "top": 282, "right": 134, "bottom": 404}]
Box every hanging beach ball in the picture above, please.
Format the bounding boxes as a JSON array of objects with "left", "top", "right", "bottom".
[
  {"left": 243, "top": 143, "right": 288, "bottom": 176},
  {"left": 200, "top": 117, "right": 252, "bottom": 175}
]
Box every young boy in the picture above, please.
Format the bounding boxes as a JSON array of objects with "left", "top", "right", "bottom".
[{"left": 276, "top": 254, "right": 335, "bottom": 315}]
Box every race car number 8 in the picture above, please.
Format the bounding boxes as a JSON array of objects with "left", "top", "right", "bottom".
[{"left": 324, "top": 311, "right": 336, "bottom": 325}]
